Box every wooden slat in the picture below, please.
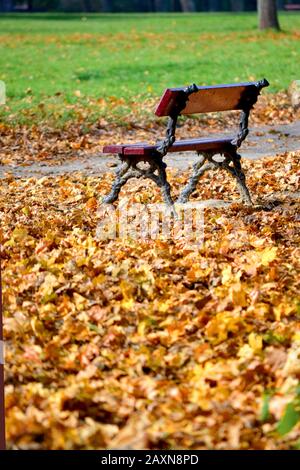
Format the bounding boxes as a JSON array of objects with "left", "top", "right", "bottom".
[
  {"left": 103, "top": 143, "right": 148, "bottom": 154},
  {"left": 103, "top": 137, "right": 234, "bottom": 156},
  {"left": 155, "top": 82, "right": 261, "bottom": 117},
  {"left": 103, "top": 144, "right": 130, "bottom": 154}
]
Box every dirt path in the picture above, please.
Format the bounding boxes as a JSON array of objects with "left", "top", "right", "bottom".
[{"left": 1, "top": 121, "right": 299, "bottom": 179}]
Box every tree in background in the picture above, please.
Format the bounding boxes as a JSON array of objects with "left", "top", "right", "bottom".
[{"left": 258, "top": 0, "right": 280, "bottom": 30}]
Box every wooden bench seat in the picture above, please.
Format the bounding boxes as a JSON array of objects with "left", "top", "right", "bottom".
[
  {"left": 103, "top": 137, "right": 235, "bottom": 156},
  {"left": 102, "top": 79, "right": 269, "bottom": 206}
]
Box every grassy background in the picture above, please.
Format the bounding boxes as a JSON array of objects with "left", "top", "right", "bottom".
[{"left": 0, "top": 12, "right": 299, "bottom": 126}]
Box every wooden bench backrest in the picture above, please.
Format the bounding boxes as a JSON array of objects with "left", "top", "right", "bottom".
[{"left": 155, "top": 82, "right": 263, "bottom": 117}]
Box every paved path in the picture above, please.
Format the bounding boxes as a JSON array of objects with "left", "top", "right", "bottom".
[{"left": 1, "top": 121, "right": 299, "bottom": 179}]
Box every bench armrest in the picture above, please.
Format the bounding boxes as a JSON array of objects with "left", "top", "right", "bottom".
[
  {"left": 156, "top": 84, "right": 198, "bottom": 156},
  {"left": 232, "top": 79, "right": 269, "bottom": 148}
]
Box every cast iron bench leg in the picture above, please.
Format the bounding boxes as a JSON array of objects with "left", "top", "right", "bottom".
[
  {"left": 222, "top": 151, "right": 253, "bottom": 206},
  {"left": 102, "top": 158, "right": 131, "bottom": 204},
  {"left": 102, "top": 154, "right": 174, "bottom": 207},
  {"left": 177, "top": 154, "right": 214, "bottom": 204},
  {"left": 155, "top": 158, "right": 174, "bottom": 207},
  {"left": 177, "top": 150, "right": 253, "bottom": 206}
]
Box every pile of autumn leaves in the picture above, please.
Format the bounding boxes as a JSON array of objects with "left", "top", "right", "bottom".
[
  {"left": 1, "top": 96, "right": 300, "bottom": 449},
  {"left": 1, "top": 153, "right": 299, "bottom": 450}
]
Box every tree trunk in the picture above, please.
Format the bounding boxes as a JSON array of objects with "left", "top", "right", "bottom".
[
  {"left": 258, "top": 0, "right": 280, "bottom": 30},
  {"left": 180, "top": 0, "right": 196, "bottom": 12}
]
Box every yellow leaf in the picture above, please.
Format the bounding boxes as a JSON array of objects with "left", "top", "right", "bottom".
[
  {"left": 120, "top": 280, "right": 135, "bottom": 300},
  {"left": 86, "top": 196, "right": 98, "bottom": 211},
  {"left": 21, "top": 206, "right": 31, "bottom": 216},
  {"left": 230, "top": 283, "right": 247, "bottom": 307},
  {"left": 205, "top": 312, "right": 244, "bottom": 344},
  {"left": 238, "top": 344, "right": 254, "bottom": 360},
  {"left": 221, "top": 265, "right": 232, "bottom": 284},
  {"left": 292, "top": 332, "right": 300, "bottom": 344},
  {"left": 260, "top": 247, "right": 277, "bottom": 266},
  {"left": 273, "top": 303, "right": 295, "bottom": 321},
  {"left": 121, "top": 298, "right": 135, "bottom": 310},
  {"left": 73, "top": 293, "right": 87, "bottom": 311},
  {"left": 157, "top": 301, "right": 171, "bottom": 313},
  {"left": 138, "top": 321, "right": 147, "bottom": 336},
  {"left": 40, "top": 273, "right": 59, "bottom": 298},
  {"left": 248, "top": 332, "right": 263, "bottom": 352}
]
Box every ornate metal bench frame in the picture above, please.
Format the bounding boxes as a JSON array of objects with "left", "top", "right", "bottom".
[{"left": 103, "top": 79, "right": 269, "bottom": 207}]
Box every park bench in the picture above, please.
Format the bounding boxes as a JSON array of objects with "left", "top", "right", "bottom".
[{"left": 102, "top": 79, "right": 269, "bottom": 206}]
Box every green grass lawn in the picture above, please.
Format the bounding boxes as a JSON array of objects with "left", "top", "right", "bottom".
[{"left": 0, "top": 12, "right": 299, "bottom": 127}]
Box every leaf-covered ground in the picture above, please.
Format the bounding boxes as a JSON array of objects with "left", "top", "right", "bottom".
[
  {"left": 1, "top": 145, "right": 300, "bottom": 449},
  {"left": 0, "top": 91, "right": 296, "bottom": 169},
  {"left": 1, "top": 10, "right": 300, "bottom": 451}
]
